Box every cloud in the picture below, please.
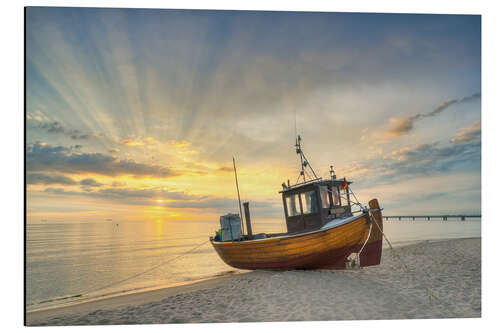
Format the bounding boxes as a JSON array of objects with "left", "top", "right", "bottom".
[
  {"left": 41, "top": 121, "right": 65, "bottom": 133},
  {"left": 384, "top": 117, "right": 417, "bottom": 138},
  {"left": 43, "top": 187, "right": 69, "bottom": 195},
  {"left": 26, "top": 172, "right": 77, "bottom": 185},
  {"left": 40, "top": 185, "right": 278, "bottom": 213},
  {"left": 120, "top": 139, "right": 144, "bottom": 146},
  {"left": 26, "top": 110, "right": 49, "bottom": 122},
  {"left": 79, "top": 178, "right": 104, "bottom": 187},
  {"left": 94, "top": 188, "right": 198, "bottom": 201},
  {"left": 119, "top": 137, "right": 190, "bottom": 149},
  {"left": 387, "top": 143, "right": 437, "bottom": 162},
  {"left": 28, "top": 117, "right": 102, "bottom": 141},
  {"left": 168, "top": 140, "right": 190, "bottom": 148},
  {"left": 339, "top": 137, "right": 480, "bottom": 188},
  {"left": 384, "top": 140, "right": 480, "bottom": 176},
  {"left": 71, "top": 133, "right": 102, "bottom": 140},
  {"left": 27, "top": 142, "right": 178, "bottom": 178},
  {"left": 450, "top": 120, "right": 481, "bottom": 144},
  {"left": 42, "top": 186, "right": 210, "bottom": 206},
  {"left": 382, "top": 93, "right": 481, "bottom": 138},
  {"left": 163, "top": 197, "right": 237, "bottom": 209},
  {"left": 216, "top": 166, "right": 233, "bottom": 173},
  {"left": 40, "top": 185, "right": 283, "bottom": 219}
]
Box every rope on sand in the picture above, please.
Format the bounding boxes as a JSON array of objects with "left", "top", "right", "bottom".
[
  {"left": 369, "top": 211, "right": 442, "bottom": 305},
  {"left": 78, "top": 239, "right": 210, "bottom": 298}
]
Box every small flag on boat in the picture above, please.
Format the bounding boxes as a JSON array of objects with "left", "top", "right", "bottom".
[{"left": 341, "top": 177, "right": 347, "bottom": 190}]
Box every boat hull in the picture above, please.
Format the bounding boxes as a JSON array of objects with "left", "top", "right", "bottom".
[{"left": 211, "top": 199, "right": 383, "bottom": 270}]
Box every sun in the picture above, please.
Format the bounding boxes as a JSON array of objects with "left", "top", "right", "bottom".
[{"left": 155, "top": 199, "right": 164, "bottom": 203}]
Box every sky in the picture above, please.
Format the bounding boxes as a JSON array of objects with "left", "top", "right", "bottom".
[{"left": 25, "top": 7, "right": 481, "bottom": 226}]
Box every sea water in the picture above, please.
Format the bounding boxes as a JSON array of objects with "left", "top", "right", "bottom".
[{"left": 26, "top": 217, "right": 480, "bottom": 311}]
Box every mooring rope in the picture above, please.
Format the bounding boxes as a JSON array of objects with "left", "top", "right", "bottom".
[
  {"left": 356, "top": 222, "right": 373, "bottom": 266},
  {"left": 368, "top": 211, "right": 447, "bottom": 306},
  {"left": 78, "top": 239, "right": 210, "bottom": 298},
  {"left": 370, "top": 213, "right": 411, "bottom": 273}
]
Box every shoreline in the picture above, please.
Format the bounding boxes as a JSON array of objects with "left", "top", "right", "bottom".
[
  {"left": 27, "top": 237, "right": 481, "bottom": 325},
  {"left": 27, "top": 273, "right": 245, "bottom": 324},
  {"left": 26, "top": 269, "right": 244, "bottom": 313}
]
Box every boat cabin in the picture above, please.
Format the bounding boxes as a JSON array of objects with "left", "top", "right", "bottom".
[
  {"left": 280, "top": 179, "right": 353, "bottom": 234},
  {"left": 214, "top": 135, "right": 357, "bottom": 241}
]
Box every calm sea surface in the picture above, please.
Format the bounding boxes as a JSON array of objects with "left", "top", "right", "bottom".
[{"left": 26, "top": 217, "right": 481, "bottom": 311}]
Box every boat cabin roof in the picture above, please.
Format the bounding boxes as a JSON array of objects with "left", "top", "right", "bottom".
[{"left": 279, "top": 178, "right": 352, "bottom": 194}]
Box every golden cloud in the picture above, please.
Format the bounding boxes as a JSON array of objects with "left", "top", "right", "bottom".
[{"left": 120, "top": 139, "right": 145, "bottom": 146}]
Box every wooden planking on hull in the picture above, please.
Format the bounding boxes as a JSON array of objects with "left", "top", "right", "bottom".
[{"left": 212, "top": 217, "right": 365, "bottom": 258}]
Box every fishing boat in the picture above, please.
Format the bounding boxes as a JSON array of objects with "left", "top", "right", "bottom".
[{"left": 210, "top": 136, "right": 383, "bottom": 270}]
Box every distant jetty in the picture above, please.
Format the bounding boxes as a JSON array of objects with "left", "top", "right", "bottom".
[{"left": 384, "top": 215, "right": 481, "bottom": 221}]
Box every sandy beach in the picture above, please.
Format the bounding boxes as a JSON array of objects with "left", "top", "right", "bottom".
[{"left": 26, "top": 237, "right": 481, "bottom": 325}]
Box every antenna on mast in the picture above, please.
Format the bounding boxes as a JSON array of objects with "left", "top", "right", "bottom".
[
  {"left": 294, "top": 135, "right": 319, "bottom": 184},
  {"left": 292, "top": 110, "right": 320, "bottom": 185},
  {"left": 296, "top": 135, "right": 305, "bottom": 182}
]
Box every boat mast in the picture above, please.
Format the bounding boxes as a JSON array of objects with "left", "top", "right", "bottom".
[
  {"left": 232, "top": 157, "right": 244, "bottom": 235},
  {"left": 295, "top": 135, "right": 319, "bottom": 184}
]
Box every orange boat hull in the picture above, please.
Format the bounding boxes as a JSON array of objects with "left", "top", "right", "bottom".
[{"left": 211, "top": 199, "right": 383, "bottom": 270}]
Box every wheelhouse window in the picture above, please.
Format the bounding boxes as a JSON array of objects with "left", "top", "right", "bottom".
[
  {"left": 332, "top": 187, "right": 340, "bottom": 206},
  {"left": 319, "top": 186, "right": 331, "bottom": 209},
  {"left": 285, "top": 194, "right": 301, "bottom": 217},
  {"left": 300, "top": 190, "right": 318, "bottom": 214}
]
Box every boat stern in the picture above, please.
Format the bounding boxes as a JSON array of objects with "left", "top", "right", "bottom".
[{"left": 359, "top": 198, "right": 383, "bottom": 267}]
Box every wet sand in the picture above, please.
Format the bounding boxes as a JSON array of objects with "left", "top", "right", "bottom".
[{"left": 26, "top": 237, "right": 481, "bottom": 325}]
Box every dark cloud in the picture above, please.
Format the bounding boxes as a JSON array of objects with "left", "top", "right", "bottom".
[
  {"left": 384, "top": 93, "right": 481, "bottom": 138},
  {"left": 344, "top": 138, "right": 480, "bottom": 188},
  {"left": 79, "top": 178, "right": 104, "bottom": 187},
  {"left": 30, "top": 118, "right": 102, "bottom": 141},
  {"left": 41, "top": 121, "right": 65, "bottom": 133},
  {"left": 44, "top": 187, "right": 190, "bottom": 201},
  {"left": 44, "top": 188, "right": 68, "bottom": 195},
  {"left": 387, "top": 140, "right": 480, "bottom": 175},
  {"left": 27, "top": 142, "right": 178, "bottom": 178},
  {"left": 70, "top": 133, "right": 103, "bottom": 140},
  {"left": 217, "top": 166, "right": 233, "bottom": 173},
  {"left": 26, "top": 172, "right": 77, "bottom": 185}
]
